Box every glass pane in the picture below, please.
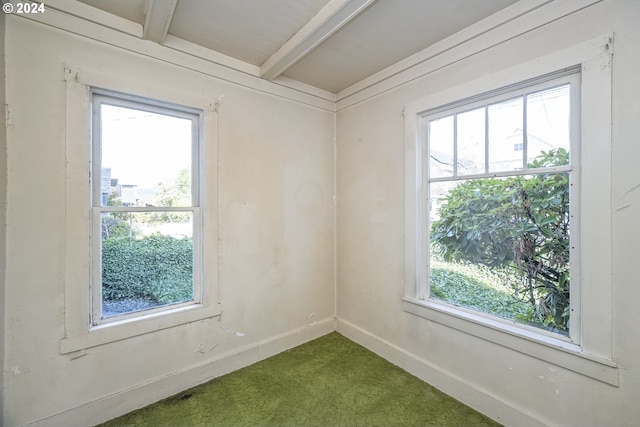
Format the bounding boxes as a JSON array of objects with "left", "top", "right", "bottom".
[
  {"left": 428, "top": 180, "right": 459, "bottom": 227},
  {"left": 100, "top": 105, "right": 193, "bottom": 207},
  {"left": 428, "top": 116, "right": 454, "bottom": 178},
  {"left": 101, "top": 211, "right": 194, "bottom": 318},
  {"left": 488, "top": 97, "right": 523, "bottom": 172},
  {"left": 456, "top": 107, "right": 485, "bottom": 176},
  {"left": 526, "top": 85, "right": 571, "bottom": 166},
  {"left": 428, "top": 173, "right": 570, "bottom": 335}
]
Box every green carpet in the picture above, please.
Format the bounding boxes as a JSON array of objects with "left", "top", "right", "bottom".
[{"left": 98, "top": 332, "right": 501, "bottom": 427}]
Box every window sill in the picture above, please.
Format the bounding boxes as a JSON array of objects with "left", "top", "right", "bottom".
[
  {"left": 402, "top": 297, "right": 619, "bottom": 386},
  {"left": 60, "top": 302, "right": 221, "bottom": 354}
]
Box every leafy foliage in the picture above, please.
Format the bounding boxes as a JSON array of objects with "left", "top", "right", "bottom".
[
  {"left": 156, "top": 167, "right": 191, "bottom": 207},
  {"left": 102, "top": 234, "right": 193, "bottom": 305},
  {"left": 430, "top": 262, "right": 533, "bottom": 323},
  {"left": 102, "top": 191, "right": 132, "bottom": 239},
  {"left": 431, "top": 149, "right": 570, "bottom": 331},
  {"left": 147, "top": 167, "right": 193, "bottom": 224}
]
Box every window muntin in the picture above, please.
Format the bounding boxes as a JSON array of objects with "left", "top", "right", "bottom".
[
  {"left": 91, "top": 91, "right": 202, "bottom": 325},
  {"left": 424, "top": 76, "right": 578, "bottom": 339}
]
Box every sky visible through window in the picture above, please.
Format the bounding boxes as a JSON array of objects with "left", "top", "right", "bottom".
[
  {"left": 100, "top": 104, "right": 192, "bottom": 191},
  {"left": 429, "top": 84, "right": 570, "bottom": 178}
]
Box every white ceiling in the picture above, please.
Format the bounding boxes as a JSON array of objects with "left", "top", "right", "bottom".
[{"left": 73, "top": 0, "right": 519, "bottom": 94}]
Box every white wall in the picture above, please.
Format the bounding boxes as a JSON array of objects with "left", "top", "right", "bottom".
[
  {"left": 336, "top": 0, "right": 640, "bottom": 426},
  {"left": 4, "top": 1, "right": 640, "bottom": 426},
  {"left": 3, "top": 16, "right": 335, "bottom": 426}
]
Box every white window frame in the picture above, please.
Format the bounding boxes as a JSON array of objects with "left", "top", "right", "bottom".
[
  {"left": 421, "top": 71, "right": 580, "bottom": 342},
  {"left": 403, "top": 35, "right": 618, "bottom": 385},
  {"left": 61, "top": 64, "right": 220, "bottom": 354},
  {"left": 90, "top": 90, "right": 203, "bottom": 326}
]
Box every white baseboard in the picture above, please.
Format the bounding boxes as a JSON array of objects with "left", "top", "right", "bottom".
[
  {"left": 26, "top": 317, "right": 545, "bottom": 427},
  {"left": 336, "top": 318, "right": 548, "bottom": 427},
  {"left": 27, "top": 318, "right": 335, "bottom": 427}
]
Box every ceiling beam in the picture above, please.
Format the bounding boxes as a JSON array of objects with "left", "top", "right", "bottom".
[
  {"left": 260, "top": 0, "right": 376, "bottom": 81},
  {"left": 143, "top": 0, "right": 178, "bottom": 44}
]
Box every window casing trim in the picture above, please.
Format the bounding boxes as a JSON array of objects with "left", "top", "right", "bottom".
[
  {"left": 403, "top": 35, "right": 617, "bottom": 385},
  {"left": 402, "top": 298, "right": 618, "bottom": 386},
  {"left": 61, "top": 64, "right": 221, "bottom": 354}
]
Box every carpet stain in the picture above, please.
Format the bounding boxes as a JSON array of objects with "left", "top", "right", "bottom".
[{"left": 97, "top": 332, "right": 502, "bottom": 427}]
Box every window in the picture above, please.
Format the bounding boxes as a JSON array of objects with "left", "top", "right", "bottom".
[
  {"left": 402, "top": 36, "right": 618, "bottom": 385},
  {"left": 91, "top": 91, "right": 202, "bottom": 324},
  {"left": 62, "top": 65, "right": 220, "bottom": 353},
  {"left": 425, "top": 76, "right": 578, "bottom": 339}
]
